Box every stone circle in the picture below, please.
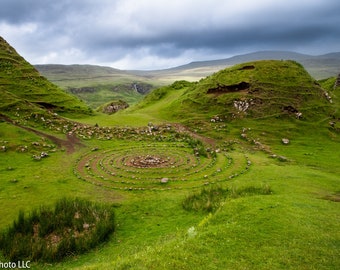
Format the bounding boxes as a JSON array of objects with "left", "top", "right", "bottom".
[{"left": 74, "top": 142, "right": 250, "bottom": 191}]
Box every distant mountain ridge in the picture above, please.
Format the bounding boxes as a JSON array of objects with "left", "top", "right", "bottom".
[
  {"left": 132, "top": 51, "right": 340, "bottom": 79},
  {"left": 36, "top": 50, "right": 340, "bottom": 82},
  {"left": 170, "top": 51, "right": 340, "bottom": 69},
  {"left": 34, "top": 50, "right": 339, "bottom": 108}
]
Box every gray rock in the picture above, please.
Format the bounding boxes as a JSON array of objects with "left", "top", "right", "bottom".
[
  {"left": 281, "top": 138, "right": 290, "bottom": 145},
  {"left": 160, "top": 178, "right": 169, "bottom": 184}
]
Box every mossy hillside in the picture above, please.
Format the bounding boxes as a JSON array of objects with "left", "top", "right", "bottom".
[
  {"left": 133, "top": 60, "right": 332, "bottom": 124},
  {"left": 0, "top": 37, "right": 91, "bottom": 118}
]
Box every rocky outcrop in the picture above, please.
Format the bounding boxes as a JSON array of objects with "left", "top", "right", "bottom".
[
  {"left": 100, "top": 100, "right": 129, "bottom": 114},
  {"left": 207, "top": 82, "right": 250, "bottom": 95}
]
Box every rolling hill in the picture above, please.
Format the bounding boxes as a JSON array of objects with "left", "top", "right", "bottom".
[
  {"left": 129, "top": 50, "right": 340, "bottom": 81},
  {"left": 1, "top": 37, "right": 339, "bottom": 270},
  {"left": 35, "top": 51, "right": 339, "bottom": 108},
  {"left": 34, "top": 64, "right": 159, "bottom": 108},
  {"left": 130, "top": 60, "right": 333, "bottom": 124}
]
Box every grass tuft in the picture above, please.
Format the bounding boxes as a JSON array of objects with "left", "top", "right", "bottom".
[
  {"left": 0, "top": 197, "right": 115, "bottom": 262},
  {"left": 182, "top": 184, "right": 272, "bottom": 212}
]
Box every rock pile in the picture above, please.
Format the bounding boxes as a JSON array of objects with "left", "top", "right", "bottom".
[{"left": 101, "top": 100, "right": 129, "bottom": 114}]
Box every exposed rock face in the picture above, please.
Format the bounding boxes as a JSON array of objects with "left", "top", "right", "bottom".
[
  {"left": 69, "top": 87, "right": 96, "bottom": 94},
  {"left": 111, "top": 83, "right": 153, "bottom": 94},
  {"left": 101, "top": 100, "right": 129, "bottom": 114},
  {"left": 131, "top": 83, "right": 153, "bottom": 94},
  {"left": 207, "top": 82, "right": 250, "bottom": 95}
]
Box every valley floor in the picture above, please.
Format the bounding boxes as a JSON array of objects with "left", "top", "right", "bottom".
[{"left": 0, "top": 114, "right": 339, "bottom": 270}]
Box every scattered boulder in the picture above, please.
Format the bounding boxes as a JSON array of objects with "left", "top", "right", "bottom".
[
  {"left": 324, "top": 91, "right": 333, "bottom": 103},
  {"left": 160, "top": 178, "right": 169, "bottom": 184},
  {"left": 32, "top": 152, "right": 49, "bottom": 160},
  {"left": 233, "top": 99, "right": 252, "bottom": 112},
  {"left": 281, "top": 138, "right": 290, "bottom": 145},
  {"left": 40, "top": 152, "right": 49, "bottom": 158}
]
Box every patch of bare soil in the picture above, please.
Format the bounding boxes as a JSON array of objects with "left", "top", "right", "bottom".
[
  {"left": 1, "top": 114, "right": 83, "bottom": 153},
  {"left": 172, "top": 123, "right": 216, "bottom": 146}
]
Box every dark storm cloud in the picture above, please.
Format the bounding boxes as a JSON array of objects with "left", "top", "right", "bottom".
[{"left": 1, "top": 0, "right": 340, "bottom": 69}]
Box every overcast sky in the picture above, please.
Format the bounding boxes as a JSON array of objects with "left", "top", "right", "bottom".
[{"left": 1, "top": 0, "right": 340, "bottom": 70}]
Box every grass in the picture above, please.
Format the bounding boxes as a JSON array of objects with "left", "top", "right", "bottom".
[
  {"left": 0, "top": 43, "right": 339, "bottom": 269},
  {"left": 0, "top": 37, "right": 92, "bottom": 120},
  {"left": 182, "top": 184, "right": 272, "bottom": 212},
  {"left": 0, "top": 198, "right": 115, "bottom": 262},
  {"left": 1, "top": 126, "right": 338, "bottom": 269}
]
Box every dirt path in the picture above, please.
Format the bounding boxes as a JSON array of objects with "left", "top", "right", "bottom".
[
  {"left": 172, "top": 123, "right": 216, "bottom": 146},
  {"left": 0, "top": 114, "right": 83, "bottom": 154}
]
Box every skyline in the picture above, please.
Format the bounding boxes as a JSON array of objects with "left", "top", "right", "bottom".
[{"left": 1, "top": 0, "right": 340, "bottom": 70}]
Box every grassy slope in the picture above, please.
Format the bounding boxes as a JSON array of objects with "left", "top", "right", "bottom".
[
  {"left": 0, "top": 56, "right": 339, "bottom": 269},
  {"left": 0, "top": 37, "right": 91, "bottom": 118},
  {"left": 120, "top": 60, "right": 332, "bottom": 131}
]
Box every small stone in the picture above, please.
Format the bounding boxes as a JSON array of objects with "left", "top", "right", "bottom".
[
  {"left": 40, "top": 152, "right": 49, "bottom": 158},
  {"left": 160, "top": 178, "right": 169, "bottom": 184},
  {"left": 281, "top": 138, "right": 290, "bottom": 145},
  {"left": 277, "top": 156, "right": 288, "bottom": 162}
]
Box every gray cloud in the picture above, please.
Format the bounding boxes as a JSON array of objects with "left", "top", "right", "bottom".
[{"left": 1, "top": 0, "right": 339, "bottom": 69}]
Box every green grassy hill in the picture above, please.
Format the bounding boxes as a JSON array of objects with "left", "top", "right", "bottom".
[
  {"left": 0, "top": 36, "right": 91, "bottom": 120},
  {"left": 130, "top": 60, "right": 333, "bottom": 124},
  {"left": 0, "top": 39, "right": 339, "bottom": 269}
]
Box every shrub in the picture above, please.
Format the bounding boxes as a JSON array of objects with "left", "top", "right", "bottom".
[{"left": 0, "top": 198, "right": 115, "bottom": 262}]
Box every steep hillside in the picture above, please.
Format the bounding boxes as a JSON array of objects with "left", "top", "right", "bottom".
[
  {"left": 0, "top": 37, "right": 91, "bottom": 119},
  {"left": 134, "top": 60, "right": 332, "bottom": 123}
]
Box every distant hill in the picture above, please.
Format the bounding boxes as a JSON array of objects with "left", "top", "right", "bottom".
[
  {"left": 132, "top": 51, "right": 340, "bottom": 80},
  {"left": 34, "top": 64, "right": 159, "bottom": 108},
  {"left": 34, "top": 51, "right": 339, "bottom": 108},
  {"left": 35, "top": 51, "right": 340, "bottom": 101},
  {"left": 0, "top": 36, "right": 91, "bottom": 120}
]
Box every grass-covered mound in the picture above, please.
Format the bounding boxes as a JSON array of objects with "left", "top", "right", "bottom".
[
  {"left": 0, "top": 198, "right": 115, "bottom": 262},
  {"left": 183, "top": 185, "right": 272, "bottom": 213},
  {"left": 131, "top": 60, "right": 332, "bottom": 123},
  {"left": 96, "top": 99, "right": 129, "bottom": 114}
]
